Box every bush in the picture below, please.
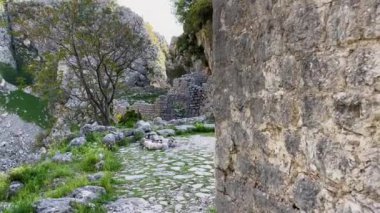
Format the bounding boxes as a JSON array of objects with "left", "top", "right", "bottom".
[
  {"left": 0, "top": 63, "right": 33, "bottom": 86},
  {"left": 117, "top": 110, "right": 142, "bottom": 128}
]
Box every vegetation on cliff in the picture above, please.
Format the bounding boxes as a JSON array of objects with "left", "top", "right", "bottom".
[
  {"left": 10, "top": 0, "right": 150, "bottom": 125},
  {"left": 173, "top": 0, "right": 212, "bottom": 55}
]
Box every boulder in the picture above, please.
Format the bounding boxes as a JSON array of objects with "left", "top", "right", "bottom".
[
  {"left": 52, "top": 152, "right": 73, "bottom": 163},
  {"left": 68, "top": 137, "right": 86, "bottom": 147},
  {"left": 103, "top": 134, "right": 116, "bottom": 148},
  {"left": 87, "top": 172, "right": 105, "bottom": 182},
  {"left": 114, "top": 132, "right": 125, "bottom": 142},
  {"left": 80, "top": 123, "right": 116, "bottom": 136},
  {"left": 34, "top": 198, "right": 77, "bottom": 213},
  {"left": 95, "top": 160, "right": 105, "bottom": 171},
  {"left": 7, "top": 181, "right": 24, "bottom": 198},
  {"left": 157, "top": 129, "right": 176, "bottom": 137},
  {"left": 69, "top": 186, "right": 106, "bottom": 203},
  {"left": 105, "top": 198, "right": 163, "bottom": 213},
  {"left": 135, "top": 120, "right": 151, "bottom": 133},
  {"left": 153, "top": 117, "right": 167, "bottom": 126}
]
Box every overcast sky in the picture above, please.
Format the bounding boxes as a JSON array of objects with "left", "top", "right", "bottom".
[{"left": 117, "top": 0, "right": 183, "bottom": 43}]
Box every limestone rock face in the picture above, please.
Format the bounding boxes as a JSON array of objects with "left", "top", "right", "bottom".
[{"left": 212, "top": 0, "right": 380, "bottom": 212}]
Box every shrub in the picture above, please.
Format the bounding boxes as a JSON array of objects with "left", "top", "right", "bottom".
[
  {"left": 0, "top": 63, "right": 33, "bottom": 86},
  {"left": 118, "top": 110, "right": 142, "bottom": 128}
]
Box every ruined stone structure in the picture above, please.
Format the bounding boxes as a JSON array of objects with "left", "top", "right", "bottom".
[
  {"left": 131, "top": 72, "right": 209, "bottom": 120},
  {"left": 212, "top": 0, "right": 379, "bottom": 212}
]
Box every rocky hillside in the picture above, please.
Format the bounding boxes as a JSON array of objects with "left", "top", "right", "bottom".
[
  {"left": 0, "top": 0, "right": 169, "bottom": 88},
  {"left": 212, "top": 0, "right": 380, "bottom": 212}
]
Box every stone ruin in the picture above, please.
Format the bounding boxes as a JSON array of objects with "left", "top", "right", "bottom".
[{"left": 130, "top": 72, "right": 210, "bottom": 121}]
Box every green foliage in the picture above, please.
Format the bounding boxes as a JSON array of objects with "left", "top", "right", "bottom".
[
  {"left": 1, "top": 132, "right": 124, "bottom": 212},
  {"left": 175, "top": 122, "right": 215, "bottom": 136},
  {"left": 0, "top": 63, "right": 33, "bottom": 86},
  {"left": 173, "top": 0, "right": 212, "bottom": 33},
  {"left": 133, "top": 131, "right": 145, "bottom": 142},
  {"left": 29, "top": 53, "right": 64, "bottom": 106},
  {"left": 0, "top": 174, "right": 10, "bottom": 200},
  {"left": 173, "top": 102, "right": 187, "bottom": 118},
  {"left": 117, "top": 110, "right": 142, "bottom": 128},
  {"left": 208, "top": 207, "right": 217, "bottom": 213},
  {"left": 0, "top": 90, "right": 53, "bottom": 129}
]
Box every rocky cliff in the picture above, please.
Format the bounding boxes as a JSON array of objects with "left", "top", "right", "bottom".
[
  {"left": 0, "top": 0, "right": 168, "bottom": 88},
  {"left": 212, "top": 0, "right": 379, "bottom": 212}
]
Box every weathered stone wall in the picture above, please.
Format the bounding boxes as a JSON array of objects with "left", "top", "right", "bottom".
[
  {"left": 212, "top": 0, "right": 379, "bottom": 212},
  {"left": 131, "top": 72, "right": 209, "bottom": 120}
]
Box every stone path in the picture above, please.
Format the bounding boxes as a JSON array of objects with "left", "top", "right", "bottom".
[{"left": 116, "top": 135, "right": 216, "bottom": 213}]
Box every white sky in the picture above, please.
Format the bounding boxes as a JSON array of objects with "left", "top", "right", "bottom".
[{"left": 117, "top": 0, "right": 183, "bottom": 43}]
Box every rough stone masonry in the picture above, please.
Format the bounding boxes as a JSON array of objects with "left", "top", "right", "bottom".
[{"left": 212, "top": 0, "right": 379, "bottom": 212}]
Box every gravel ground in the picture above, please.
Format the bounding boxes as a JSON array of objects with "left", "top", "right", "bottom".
[{"left": 0, "top": 109, "right": 42, "bottom": 172}]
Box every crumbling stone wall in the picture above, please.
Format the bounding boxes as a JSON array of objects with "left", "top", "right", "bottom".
[
  {"left": 212, "top": 0, "right": 380, "bottom": 212},
  {"left": 131, "top": 72, "right": 209, "bottom": 120}
]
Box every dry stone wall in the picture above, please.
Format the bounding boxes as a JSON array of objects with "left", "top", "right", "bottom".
[
  {"left": 131, "top": 72, "right": 209, "bottom": 120},
  {"left": 212, "top": 0, "right": 379, "bottom": 212}
]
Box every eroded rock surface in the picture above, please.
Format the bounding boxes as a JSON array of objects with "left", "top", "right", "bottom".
[
  {"left": 0, "top": 110, "right": 42, "bottom": 172},
  {"left": 212, "top": 0, "right": 380, "bottom": 212}
]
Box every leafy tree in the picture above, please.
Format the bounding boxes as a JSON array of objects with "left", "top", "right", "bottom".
[{"left": 11, "top": 0, "right": 149, "bottom": 125}]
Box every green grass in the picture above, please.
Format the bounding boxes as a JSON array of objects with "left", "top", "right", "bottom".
[
  {"left": 1, "top": 132, "right": 128, "bottom": 212},
  {"left": 0, "top": 90, "right": 53, "bottom": 129},
  {"left": 208, "top": 207, "right": 217, "bottom": 213},
  {"left": 174, "top": 123, "right": 215, "bottom": 136},
  {"left": 0, "top": 174, "right": 10, "bottom": 200}
]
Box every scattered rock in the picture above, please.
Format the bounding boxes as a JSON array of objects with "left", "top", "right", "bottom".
[
  {"left": 0, "top": 202, "right": 11, "bottom": 212},
  {"left": 69, "top": 136, "right": 86, "bottom": 147},
  {"left": 70, "top": 186, "right": 106, "bottom": 203},
  {"left": 80, "top": 122, "right": 116, "bottom": 136},
  {"left": 52, "top": 152, "right": 73, "bottom": 163},
  {"left": 135, "top": 120, "right": 151, "bottom": 133},
  {"left": 114, "top": 132, "right": 125, "bottom": 142},
  {"left": 105, "top": 198, "right": 163, "bottom": 213},
  {"left": 122, "top": 130, "right": 134, "bottom": 137},
  {"left": 7, "top": 181, "right": 24, "bottom": 198},
  {"left": 175, "top": 125, "right": 196, "bottom": 133},
  {"left": 142, "top": 134, "right": 176, "bottom": 150},
  {"left": 157, "top": 129, "right": 176, "bottom": 137},
  {"left": 153, "top": 117, "right": 167, "bottom": 126},
  {"left": 103, "top": 134, "right": 116, "bottom": 148},
  {"left": 95, "top": 160, "right": 105, "bottom": 171},
  {"left": 34, "top": 198, "right": 77, "bottom": 213},
  {"left": 87, "top": 172, "right": 105, "bottom": 182},
  {"left": 168, "top": 116, "right": 206, "bottom": 125}
]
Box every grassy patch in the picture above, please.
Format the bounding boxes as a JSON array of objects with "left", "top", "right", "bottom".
[
  {"left": 208, "top": 207, "right": 217, "bottom": 213},
  {"left": 174, "top": 123, "right": 215, "bottom": 136},
  {"left": 1, "top": 132, "right": 127, "bottom": 212},
  {"left": 0, "top": 90, "right": 53, "bottom": 129},
  {"left": 0, "top": 174, "right": 10, "bottom": 200}
]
